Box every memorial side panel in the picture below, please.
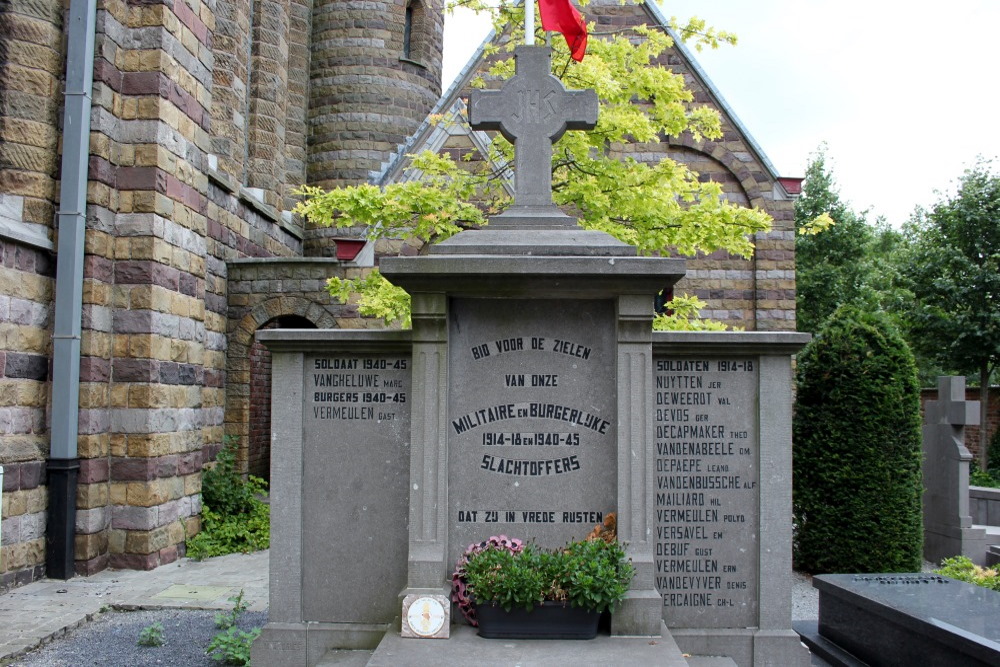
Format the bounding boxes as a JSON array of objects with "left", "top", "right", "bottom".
[
  {"left": 448, "top": 299, "right": 616, "bottom": 561},
  {"left": 654, "top": 356, "right": 759, "bottom": 628},
  {"left": 301, "top": 353, "right": 412, "bottom": 622}
]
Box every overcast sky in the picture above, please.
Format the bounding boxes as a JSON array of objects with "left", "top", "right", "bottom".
[{"left": 443, "top": 1, "right": 1000, "bottom": 227}]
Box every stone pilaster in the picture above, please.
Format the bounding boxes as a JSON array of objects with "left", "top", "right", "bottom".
[
  {"left": 402, "top": 292, "right": 449, "bottom": 593},
  {"left": 612, "top": 293, "right": 662, "bottom": 635}
]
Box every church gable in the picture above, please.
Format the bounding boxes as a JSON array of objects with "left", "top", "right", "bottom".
[{"left": 382, "top": 0, "right": 798, "bottom": 331}]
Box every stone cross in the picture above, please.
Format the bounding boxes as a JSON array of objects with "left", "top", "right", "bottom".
[
  {"left": 468, "top": 45, "right": 598, "bottom": 220},
  {"left": 923, "top": 375, "right": 987, "bottom": 564}
]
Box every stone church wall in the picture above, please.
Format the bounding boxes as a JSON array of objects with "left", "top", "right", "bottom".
[{"left": 0, "top": 0, "right": 71, "bottom": 589}]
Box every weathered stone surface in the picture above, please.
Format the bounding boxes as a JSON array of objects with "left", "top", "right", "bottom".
[
  {"left": 653, "top": 356, "right": 759, "bottom": 628},
  {"left": 448, "top": 298, "right": 616, "bottom": 555},
  {"left": 299, "top": 349, "right": 411, "bottom": 623}
]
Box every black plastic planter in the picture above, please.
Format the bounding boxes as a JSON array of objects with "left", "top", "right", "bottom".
[{"left": 474, "top": 600, "right": 601, "bottom": 639}]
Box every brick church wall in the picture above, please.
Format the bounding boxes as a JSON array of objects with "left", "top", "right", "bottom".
[
  {"left": 247, "top": 336, "right": 272, "bottom": 480},
  {"left": 86, "top": 0, "right": 218, "bottom": 573},
  {"left": 0, "top": 0, "right": 64, "bottom": 589},
  {"left": 0, "top": 0, "right": 312, "bottom": 585},
  {"left": 0, "top": 241, "right": 53, "bottom": 590}
]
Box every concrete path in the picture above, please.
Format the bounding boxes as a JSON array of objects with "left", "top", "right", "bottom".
[{"left": 0, "top": 550, "right": 268, "bottom": 661}]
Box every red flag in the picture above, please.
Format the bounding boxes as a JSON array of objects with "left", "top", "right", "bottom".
[{"left": 538, "top": 0, "right": 588, "bottom": 62}]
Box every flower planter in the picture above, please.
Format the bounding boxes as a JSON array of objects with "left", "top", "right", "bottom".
[{"left": 474, "top": 600, "right": 601, "bottom": 639}]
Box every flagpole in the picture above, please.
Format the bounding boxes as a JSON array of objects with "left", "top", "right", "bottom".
[{"left": 525, "top": 0, "right": 534, "bottom": 45}]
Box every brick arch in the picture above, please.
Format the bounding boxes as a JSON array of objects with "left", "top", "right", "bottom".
[
  {"left": 224, "top": 297, "right": 338, "bottom": 475},
  {"left": 248, "top": 314, "right": 315, "bottom": 480},
  {"left": 665, "top": 137, "right": 772, "bottom": 206},
  {"left": 657, "top": 139, "right": 778, "bottom": 329}
]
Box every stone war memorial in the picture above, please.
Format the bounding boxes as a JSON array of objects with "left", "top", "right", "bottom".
[{"left": 253, "top": 46, "right": 810, "bottom": 666}]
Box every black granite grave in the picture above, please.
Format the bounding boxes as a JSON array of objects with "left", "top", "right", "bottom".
[{"left": 796, "top": 573, "right": 1000, "bottom": 667}]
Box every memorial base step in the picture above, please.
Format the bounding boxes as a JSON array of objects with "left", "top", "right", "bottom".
[
  {"left": 794, "top": 620, "right": 867, "bottom": 667},
  {"left": 349, "top": 622, "right": 697, "bottom": 666},
  {"left": 315, "top": 649, "right": 374, "bottom": 666},
  {"left": 685, "top": 657, "right": 739, "bottom": 667}
]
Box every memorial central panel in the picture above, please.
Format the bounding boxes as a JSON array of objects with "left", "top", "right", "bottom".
[{"left": 448, "top": 298, "right": 616, "bottom": 559}]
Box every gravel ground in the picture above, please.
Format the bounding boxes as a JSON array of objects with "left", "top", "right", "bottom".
[
  {"left": 7, "top": 609, "right": 267, "bottom": 667},
  {"left": 791, "top": 570, "right": 819, "bottom": 621}
]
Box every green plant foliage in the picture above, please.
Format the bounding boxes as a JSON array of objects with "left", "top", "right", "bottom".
[
  {"left": 137, "top": 621, "right": 166, "bottom": 647},
  {"left": 970, "top": 464, "right": 1000, "bottom": 488},
  {"left": 464, "top": 545, "right": 549, "bottom": 612},
  {"left": 201, "top": 439, "right": 266, "bottom": 517},
  {"left": 899, "top": 160, "right": 1000, "bottom": 466},
  {"left": 653, "top": 294, "right": 731, "bottom": 332},
  {"left": 934, "top": 556, "right": 1000, "bottom": 591},
  {"left": 187, "top": 503, "right": 270, "bottom": 559},
  {"left": 215, "top": 589, "right": 250, "bottom": 630},
  {"left": 206, "top": 589, "right": 259, "bottom": 666},
  {"left": 794, "top": 148, "right": 879, "bottom": 335},
  {"left": 451, "top": 535, "right": 524, "bottom": 625},
  {"left": 463, "top": 538, "right": 634, "bottom": 614},
  {"left": 295, "top": 2, "right": 769, "bottom": 329},
  {"left": 970, "top": 431, "right": 1000, "bottom": 487},
  {"left": 793, "top": 305, "right": 923, "bottom": 573},
  {"left": 188, "top": 439, "right": 270, "bottom": 559},
  {"left": 206, "top": 626, "right": 261, "bottom": 666},
  {"left": 989, "top": 427, "right": 1000, "bottom": 471},
  {"left": 558, "top": 538, "right": 633, "bottom": 613}
]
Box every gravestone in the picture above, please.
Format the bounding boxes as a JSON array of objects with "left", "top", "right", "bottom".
[
  {"left": 252, "top": 45, "right": 809, "bottom": 667},
  {"left": 803, "top": 573, "right": 1000, "bottom": 667},
  {"left": 923, "top": 375, "right": 987, "bottom": 564}
]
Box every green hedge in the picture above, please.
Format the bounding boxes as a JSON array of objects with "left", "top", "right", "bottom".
[{"left": 793, "top": 305, "right": 923, "bottom": 573}]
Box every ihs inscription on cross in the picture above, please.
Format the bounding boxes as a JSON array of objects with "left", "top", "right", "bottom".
[{"left": 469, "top": 45, "right": 598, "bottom": 225}]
